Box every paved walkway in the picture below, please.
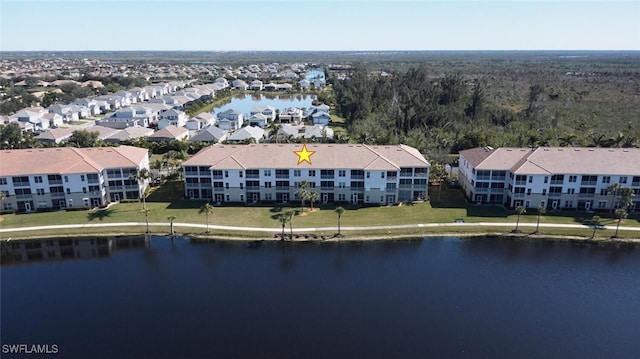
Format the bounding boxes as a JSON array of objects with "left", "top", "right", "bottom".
[{"left": 2, "top": 221, "right": 640, "bottom": 234}]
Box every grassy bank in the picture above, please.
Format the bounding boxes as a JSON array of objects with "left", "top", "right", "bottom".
[{"left": 1, "top": 183, "right": 638, "bottom": 241}]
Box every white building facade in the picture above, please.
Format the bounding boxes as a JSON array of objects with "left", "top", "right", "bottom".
[
  {"left": 0, "top": 146, "right": 149, "bottom": 212},
  {"left": 182, "top": 144, "right": 430, "bottom": 205},
  {"left": 459, "top": 147, "right": 640, "bottom": 211}
]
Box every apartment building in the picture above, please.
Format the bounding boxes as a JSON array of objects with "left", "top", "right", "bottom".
[
  {"left": 459, "top": 147, "right": 640, "bottom": 211},
  {"left": 0, "top": 146, "right": 149, "bottom": 212},
  {"left": 182, "top": 143, "right": 430, "bottom": 205}
]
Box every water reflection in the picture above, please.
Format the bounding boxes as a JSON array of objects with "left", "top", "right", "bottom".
[{"left": 1, "top": 236, "right": 150, "bottom": 265}]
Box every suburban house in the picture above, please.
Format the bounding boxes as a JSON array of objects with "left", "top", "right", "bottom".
[
  {"left": 181, "top": 143, "right": 430, "bottom": 204},
  {"left": 232, "top": 79, "right": 249, "bottom": 91},
  {"left": 104, "top": 126, "right": 155, "bottom": 143},
  {"left": 217, "top": 109, "right": 244, "bottom": 131},
  {"left": 458, "top": 146, "right": 640, "bottom": 211},
  {"left": 297, "top": 79, "right": 310, "bottom": 89},
  {"left": 47, "top": 104, "right": 80, "bottom": 122},
  {"left": 250, "top": 80, "right": 263, "bottom": 91},
  {"left": 279, "top": 107, "right": 304, "bottom": 124},
  {"left": 157, "top": 109, "right": 188, "bottom": 129},
  {"left": 188, "top": 126, "right": 228, "bottom": 143},
  {"left": 35, "top": 128, "right": 74, "bottom": 144},
  {"left": 247, "top": 113, "right": 269, "bottom": 128},
  {"left": 186, "top": 112, "right": 216, "bottom": 131},
  {"left": 148, "top": 125, "right": 189, "bottom": 142},
  {"left": 97, "top": 106, "right": 154, "bottom": 129},
  {"left": 41, "top": 113, "right": 64, "bottom": 128},
  {"left": 71, "top": 98, "right": 101, "bottom": 116},
  {"left": 0, "top": 146, "right": 149, "bottom": 212},
  {"left": 250, "top": 106, "right": 277, "bottom": 122},
  {"left": 227, "top": 126, "right": 265, "bottom": 144},
  {"left": 273, "top": 124, "right": 334, "bottom": 142}
]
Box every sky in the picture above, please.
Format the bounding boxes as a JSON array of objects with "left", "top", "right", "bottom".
[{"left": 1, "top": 0, "right": 639, "bottom": 51}]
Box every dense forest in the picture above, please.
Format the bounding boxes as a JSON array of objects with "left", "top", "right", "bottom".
[{"left": 324, "top": 54, "right": 640, "bottom": 162}]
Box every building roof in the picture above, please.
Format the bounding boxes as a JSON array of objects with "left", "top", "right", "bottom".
[
  {"left": 189, "top": 126, "right": 228, "bottom": 142},
  {"left": 0, "top": 146, "right": 148, "bottom": 176},
  {"left": 460, "top": 147, "right": 640, "bottom": 175},
  {"left": 183, "top": 143, "right": 430, "bottom": 170},
  {"left": 149, "top": 125, "right": 189, "bottom": 140}
]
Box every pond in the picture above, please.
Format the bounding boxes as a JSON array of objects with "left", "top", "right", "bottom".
[
  {"left": 2, "top": 236, "right": 639, "bottom": 358},
  {"left": 214, "top": 94, "right": 317, "bottom": 117}
]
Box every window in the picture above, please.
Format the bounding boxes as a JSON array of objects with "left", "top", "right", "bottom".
[
  {"left": 64, "top": 176, "right": 69, "bottom": 183},
  {"left": 308, "top": 170, "right": 316, "bottom": 177},
  {"left": 619, "top": 176, "right": 628, "bottom": 184},
  {"left": 598, "top": 201, "right": 607, "bottom": 209},
  {"left": 83, "top": 187, "right": 87, "bottom": 193},
  {"left": 381, "top": 172, "right": 385, "bottom": 178},
  {"left": 338, "top": 194, "right": 346, "bottom": 201},
  {"left": 338, "top": 182, "right": 346, "bottom": 188},
  {"left": 239, "top": 183, "right": 243, "bottom": 189},
  {"left": 0, "top": 178, "right": 6, "bottom": 185},
  {"left": 80, "top": 175, "right": 85, "bottom": 182},
  {"left": 225, "top": 183, "right": 229, "bottom": 189},
  {"left": 527, "top": 188, "right": 532, "bottom": 195},
  {"left": 265, "top": 193, "right": 272, "bottom": 200},
  {"left": 567, "top": 188, "right": 575, "bottom": 194},
  {"left": 294, "top": 170, "right": 301, "bottom": 177},
  {"left": 569, "top": 175, "right": 577, "bottom": 183},
  {"left": 264, "top": 182, "right": 272, "bottom": 188},
  {"left": 602, "top": 176, "right": 611, "bottom": 184},
  {"left": 264, "top": 170, "right": 272, "bottom": 176},
  {"left": 224, "top": 171, "right": 229, "bottom": 178},
  {"left": 564, "top": 200, "right": 573, "bottom": 207},
  {"left": 66, "top": 188, "right": 71, "bottom": 194},
  {"left": 528, "top": 176, "right": 533, "bottom": 183},
  {"left": 36, "top": 188, "right": 45, "bottom": 195},
  {"left": 542, "top": 189, "right": 547, "bottom": 195},
  {"left": 544, "top": 176, "right": 548, "bottom": 184},
  {"left": 366, "top": 172, "right": 370, "bottom": 178},
  {"left": 338, "top": 170, "right": 346, "bottom": 177},
  {"left": 239, "top": 171, "right": 243, "bottom": 178},
  {"left": 34, "top": 176, "right": 43, "bottom": 183}
]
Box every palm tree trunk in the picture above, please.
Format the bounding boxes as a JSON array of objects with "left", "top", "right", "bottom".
[
  {"left": 515, "top": 214, "right": 521, "bottom": 232},
  {"left": 535, "top": 214, "right": 541, "bottom": 233},
  {"left": 206, "top": 213, "right": 209, "bottom": 233},
  {"left": 614, "top": 220, "right": 621, "bottom": 238},
  {"left": 281, "top": 223, "right": 285, "bottom": 240},
  {"left": 338, "top": 215, "right": 341, "bottom": 235}
]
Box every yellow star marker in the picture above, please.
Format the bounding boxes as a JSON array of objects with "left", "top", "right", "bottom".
[{"left": 294, "top": 144, "right": 316, "bottom": 165}]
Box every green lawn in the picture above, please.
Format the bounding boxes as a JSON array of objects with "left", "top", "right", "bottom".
[{"left": 1, "top": 182, "right": 638, "bottom": 240}]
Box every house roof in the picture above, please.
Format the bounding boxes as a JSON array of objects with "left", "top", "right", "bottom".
[
  {"left": 460, "top": 147, "right": 640, "bottom": 175},
  {"left": 0, "top": 146, "right": 148, "bottom": 176},
  {"left": 227, "top": 126, "right": 265, "bottom": 141},
  {"left": 189, "top": 127, "right": 228, "bottom": 142},
  {"left": 183, "top": 143, "right": 430, "bottom": 170},
  {"left": 149, "top": 125, "right": 189, "bottom": 140},
  {"left": 105, "top": 126, "right": 154, "bottom": 142},
  {"left": 35, "top": 128, "right": 74, "bottom": 142}
]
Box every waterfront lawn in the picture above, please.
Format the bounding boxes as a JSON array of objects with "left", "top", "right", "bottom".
[{"left": 1, "top": 182, "right": 638, "bottom": 238}]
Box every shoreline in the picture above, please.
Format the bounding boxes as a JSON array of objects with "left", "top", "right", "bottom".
[{"left": 2, "top": 227, "right": 639, "bottom": 245}]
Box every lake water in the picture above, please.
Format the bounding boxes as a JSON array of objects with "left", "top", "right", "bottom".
[
  {"left": 2, "top": 236, "right": 639, "bottom": 359},
  {"left": 305, "top": 68, "right": 325, "bottom": 81},
  {"left": 214, "top": 94, "right": 317, "bottom": 117}
]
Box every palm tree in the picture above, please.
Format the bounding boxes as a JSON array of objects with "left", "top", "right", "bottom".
[
  {"left": 558, "top": 132, "right": 578, "bottom": 147},
  {"left": 286, "top": 210, "right": 295, "bottom": 240},
  {"left": 335, "top": 206, "right": 345, "bottom": 236},
  {"left": 590, "top": 215, "right": 601, "bottom": 238},
  {"left": 513, "top": 206, "right": 526, "bottom": 233},
  {"left": 0, "top": 191, "right": 5, "bottom": 220},
  {"left": 607, "top": 183, "right": 622, "bottom": 212},
  {"left": 535, "top": 205, "right": 546, "bottom": 234},
  {"left": 619, "top": 187, "right": 635, "bottom": 210},
  {"left": 613, "top": 208, "right": 628, "bottom": 238},
  {"left": 277, "top": 214, "right": 289, "bottom": 241},
  {"left": 130, "top": 168, "right": 152, "bottom": 209},
  {"left": 199, "top": 202, "right": 215, "bottom": 233},
  {"left": 308, "top": 191, "right": 319, "bottom": 212},
  {"left": 168, "top": 216, "right": 176, "bottom": 236},
  {"left": 142, "top": 208, "right": 151, "bottom": 234},
  {"left": 297, "top": 180, "right": 310, "bottom": 213}
]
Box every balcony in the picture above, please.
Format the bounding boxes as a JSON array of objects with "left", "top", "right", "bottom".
[
  {"left": 87, "top": 179, "right": 100, "bottom": 184},
  {"left": 276, "top": 186, "right": 290, "bottom": 191},
  {"left": 548, "top": 192, "right": 562, "bottom": 198},
  {"left": 515, "top": 180, "right": 526, "bottom": 186},
  {"left": 580, "top": 181, "right": 597, "bottom": 186},
  {"left": 351, "top": 175, "right": 364, "bottom": 180},
  {"left": 246, "top": 186, "right": 260, "bottom": 191},
  {"left": 578, "top": 193, "right": 595, "bottom": 198},
  {"left": 320, "top": 186, "right": 333, "bottom": 191},
  {"left": 513, "top": 193, "right": 525, "bottom": 198},
  {"left": 212, "top": 175, "right": 223, "bottom": 180},
  {"left": 13, "top": 182, "right": 30, "bottom": 187},
  {"left": 214, "top": 187, "right": 225, "bottom": 192},
  {"left": 275, "top": 175, "right": 289, "bottom": 179},
  {"left": 550, "top": 180, "right": 563, "bottom": 185},
  {"left": 15, "top": 194, "right": 33, "bottom": 200},
  {"left": 49, "top": 180, "right": 63, "bottom": 185},
  {"left": 246, "top": 174, "right": 260, "bottom": 179},
  {"left": 476, "top": 176, "right": 490, "bottom": 181},
  {"left": 476, "top": 188, "right": 489, "bottom": 193},
  {"left": 399, "top": 184, "right": 412, "bottom": 189},
  {"left": 490, "top": 188, "right": 504, "bottom": 193},
  {"left": 414, "top": 172, "right": 428, "bottom": 177},
  {"left": 386, "top": 187, "right": 397, "bottom": 193},
  {"left": 320, "top": 175, "right": 334, "bottom": 179},
  {"left": 184, "top": 171, "right": 199, "bottom": 177},
  {"left": 632, "top": 181, "right": 640, "bottom": 187},
  {"left": 51, "top": 192, "right": 65, "bottom": 198}
]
